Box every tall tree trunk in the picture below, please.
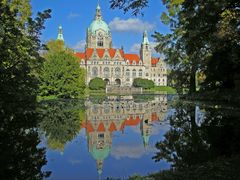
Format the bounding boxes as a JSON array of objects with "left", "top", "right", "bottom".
[{"left": 189, "top": 71, "right": 196, "bottom": 94}]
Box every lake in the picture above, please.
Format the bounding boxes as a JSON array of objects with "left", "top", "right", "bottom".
[{"left": 1, "top": 94, "right": 240, "bottom": 180}]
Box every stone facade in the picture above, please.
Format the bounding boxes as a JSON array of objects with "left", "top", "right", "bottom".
[{"left": 74, "top": 5, "right": 167, "bottom": 87}]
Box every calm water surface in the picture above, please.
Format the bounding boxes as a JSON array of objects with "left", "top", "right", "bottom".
[
  {"left": 39, "top": 95, "right": 171, "bottom": 180},
  {"left": 2, "top": 94, "right": 239, "bottom": 179}
]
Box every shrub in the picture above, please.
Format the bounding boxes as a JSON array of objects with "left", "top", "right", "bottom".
[
  {"left": 133, "top": 78, "right": 155, "bottom": 89},
  {"left": 89, "top": 77, "right": 106, "bottom": 90}
]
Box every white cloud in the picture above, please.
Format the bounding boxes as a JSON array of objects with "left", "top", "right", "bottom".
[
  {"left": 68, "top": 12, "right": 80, "bottom": 19},
  {"left": 130, "top": 42, "right": 159, "bottom": 55},
  {"left": 109, "top": 17, "right": 155, "bottom": 32},
  {"left": 130, "top": 43, "right": 141, "bottom": 53},
  {"left": 73, "top": 40, "right": 86, "bottom": 51},
  {"left": 111, "top": 143, "right": 155, "bottom": 160}
]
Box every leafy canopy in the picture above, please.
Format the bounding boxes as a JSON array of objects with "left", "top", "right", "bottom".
[{"left": 39, "top": 44, "right": 86, "bottom": 98}]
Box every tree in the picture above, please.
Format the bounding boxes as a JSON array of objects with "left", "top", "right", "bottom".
[
  {"left": 89, "top": 77, "right": 106, "bottom": 90},
  {"left": 0, "top": 2, "right": 51, "bottom": 179},
  {"left": 110, "top": 0, "right": 240, "bottom": 94},
  {"left": 133, "top": 78, "right": 154, "bottom": 89},
  {"left": 39, "top": 41, "right": 86, "bottom": 98},
  {"left": 2, "top": 0, "right": 32, "bottom": 26}
]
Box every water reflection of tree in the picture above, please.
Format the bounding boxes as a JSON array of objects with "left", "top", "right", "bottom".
[
  {"left": 152, "top": 102, "right": 240, "bottom": 179},
  {"left": 38, "top": 100, "right": 85, "bottom": 151},
  {"left": 0, "top": 102, "right": 51, "bottom": 179}
]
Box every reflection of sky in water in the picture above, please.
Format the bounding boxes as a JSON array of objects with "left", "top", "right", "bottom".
[{"left": 41, "top": 95, "right": 171, "bottom": 180}]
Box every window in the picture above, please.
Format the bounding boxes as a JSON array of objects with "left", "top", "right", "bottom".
[
  {"left": 92, "top": 67, "right": 98, "bottom": 77},
  {"left": 98, "top": 133, "right": 104, "bottom": 138},
  {"left": 126, "top": 69, "right": 130, "bottom": 77},
  {"left": 132, "top": 69, "right": 136, "bottom": 77},
  {"left": 97, "top": 36, "right": 104, "bottom": 47},
  {"left": 139, "top": 69, "right": 143, "bottom": 77},
  {"left": 115, "top": 67, "right": 121, "bottom": 77},
  {"left": 103, "top": 67, "right": 110, "bottom": 77}
]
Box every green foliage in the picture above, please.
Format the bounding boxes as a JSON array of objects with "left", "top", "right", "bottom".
[
  {"left": 38, "top": 100, "right": 85, "bottom": 151},
  {"left": 110, "top": 0, "right": 149, "bottom": 16},
  {"left": 133, "top": 78, "right": 154, "bottom": 89},
  {"left": 0, "top": 2, "right": 51, "bottom": 179},
  {"left": 2, "top": 0, "right": 32, "bottom": 26},
  {"left": 39, "top": 44, "right": 86, "bottom": 98},
  {"left": 89, "top": 77, "right": 106, "bottom": 90}
]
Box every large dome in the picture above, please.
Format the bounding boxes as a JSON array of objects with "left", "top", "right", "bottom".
[{"left": 89, "top": 19, "right": 110, "bottom": 34}]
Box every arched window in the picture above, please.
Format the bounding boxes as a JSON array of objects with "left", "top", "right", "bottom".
[
  {"left": 139, "top": 69, "right": 143, "bottom": 77},
  {"left": 92, "top": 67, "right": 98, "bottom": 77},
  {"left": 97, "top": 37, "right": 103, "bottom": 47},
  {"left": 103, "top": 67, "right": 110, "bottom": 77},
  {"left": 132, "top": 69, "right": 136, "bottom": 77},
  {"left": 126, "top": 69, "right": 130, "bottom": 77},
  {"left": 115, "top": 67, "right": 121, "bottom": 77}
]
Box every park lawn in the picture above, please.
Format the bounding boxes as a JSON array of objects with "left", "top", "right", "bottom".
[{"left": 147, "top": 86, "right": 177, "bottom": 94}]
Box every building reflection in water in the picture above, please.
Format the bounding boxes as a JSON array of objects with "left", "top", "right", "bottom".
[{"left": 81, "top": 95, "right": 168, "bottom": 177}]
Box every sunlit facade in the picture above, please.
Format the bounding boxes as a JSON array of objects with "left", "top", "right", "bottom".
[{"left": 73, "top": 4, "right": 167, "bottom": 86}]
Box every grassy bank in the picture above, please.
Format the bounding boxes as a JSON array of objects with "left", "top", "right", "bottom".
[
  {"left": 37, "top": 86, "right": 176, "bottom": 101},
  {"left": 146, "top": 86, "right": 177, "bottom": 94}
]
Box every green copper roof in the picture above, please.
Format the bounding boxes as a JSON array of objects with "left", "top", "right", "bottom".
[
  {"left": 142, "top": 30, "right": 149, "bottom": 45},
  {"left": 90, "top": 144, "right": 110, "bottom": 161},
  {"left": 89, "top": 19, "right": 110, "bottom": 34},
  {"left": 57, "top": 25, "right": 64, "bottom": 41},
  {"left": 143, "top": 134, "right": 150, "bottom": 147}
]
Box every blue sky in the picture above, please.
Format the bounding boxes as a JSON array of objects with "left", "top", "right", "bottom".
[{"left": 31, "top": 0, "right": 169, "bottom": 55}]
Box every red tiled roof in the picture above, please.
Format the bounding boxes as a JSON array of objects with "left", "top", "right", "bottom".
[
  {"left": 75, "top": 48, "right": 125, "bottom": 60},
  {"left": 96, "top": 49, "right": 105, "bottom": 58},
  {"left": 109, "top": 122, "right": 117, "bottom": 132},
  {"left": 75, "top": 52, "right": 85, "bottom": 61},
  {"left": 124, "top": 116, "right": 141, "bottom": 126},
  {"left": 87, "top": 122, "right": 94, "bottom": 133},
  {"left": 151, "top": 112, "right": 158, "bottom": 121},
  {"left": 97, "top": 122, "right": 105, "bottom": 132},
  {"left": 86, "top": 48, "right": 94, "bottom": 59},
  {"left": 151, "top": 58, "right": 159, "bottom": 66},
  {"left": 108, "top": 48, "right": 117, "bottom": 58},
  {"left": 124, "top": 54, "right": 140, "bottom": 65}
]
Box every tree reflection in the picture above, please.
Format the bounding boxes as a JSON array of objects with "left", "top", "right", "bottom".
[
  {"left": 0, "top": 101, "right": 51, "bottom": 179},
  {"left": 152, "top": 102, "right": 240, "bottom": 179},
  {"left": 38, "top": 100, "right": 85, "bottom": 151}
]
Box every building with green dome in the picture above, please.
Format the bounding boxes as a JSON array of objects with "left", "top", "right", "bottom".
[{"left": 73, "top": 3, "right": 168, "bottom": 87}]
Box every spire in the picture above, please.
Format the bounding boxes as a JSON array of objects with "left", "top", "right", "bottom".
[
  {"left": 95, "top": 1, "right": 102, "bottom": 20},
  {"left": 142, "top": 30, "right": 149, "bottom": 45},
  {"left": 57, "top": 25, "right": 64, "bottom": 41}
]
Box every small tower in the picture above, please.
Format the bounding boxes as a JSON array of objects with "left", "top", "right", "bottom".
[
  {"left": 140, "top": 31, "right": 151, "bottom": 67},
  {"left": 57, "top": 25, "right": 64, "bottom": 41},
  {"left": 140, "top": 119, "right": 152, "bottom": 148}
]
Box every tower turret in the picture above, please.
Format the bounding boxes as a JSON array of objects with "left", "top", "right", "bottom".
[
  {"left": 86, "top": 3, "right": 112, "bottom": 49},
  {"left": 140, "top": 31, "right": 151, "bottom": 67},
  {"left": 57, "top": 25, "right": 64, "bottom": 41}
]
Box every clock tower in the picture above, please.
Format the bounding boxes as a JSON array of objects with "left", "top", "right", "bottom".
[
  {"left": 86, "top": 4, "right": 112, "bottom": 49},
  {"left": 140, "top": 31, "right": 151, "bottom": 67}
]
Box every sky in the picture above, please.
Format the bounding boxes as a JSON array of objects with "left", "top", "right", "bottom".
[{"left": 31, "top": 0, "right": 170, "bottom": 55}]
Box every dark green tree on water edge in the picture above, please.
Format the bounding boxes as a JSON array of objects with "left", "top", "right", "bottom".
[
  {"left": 39, "top": 40, "right": 86, "bottom": 98},
  {"left": 0, "top": 2, "right": 51, "bottom": 179},
  {"left": 110, "top": 0, "right": 240, "bottom": 94}
]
